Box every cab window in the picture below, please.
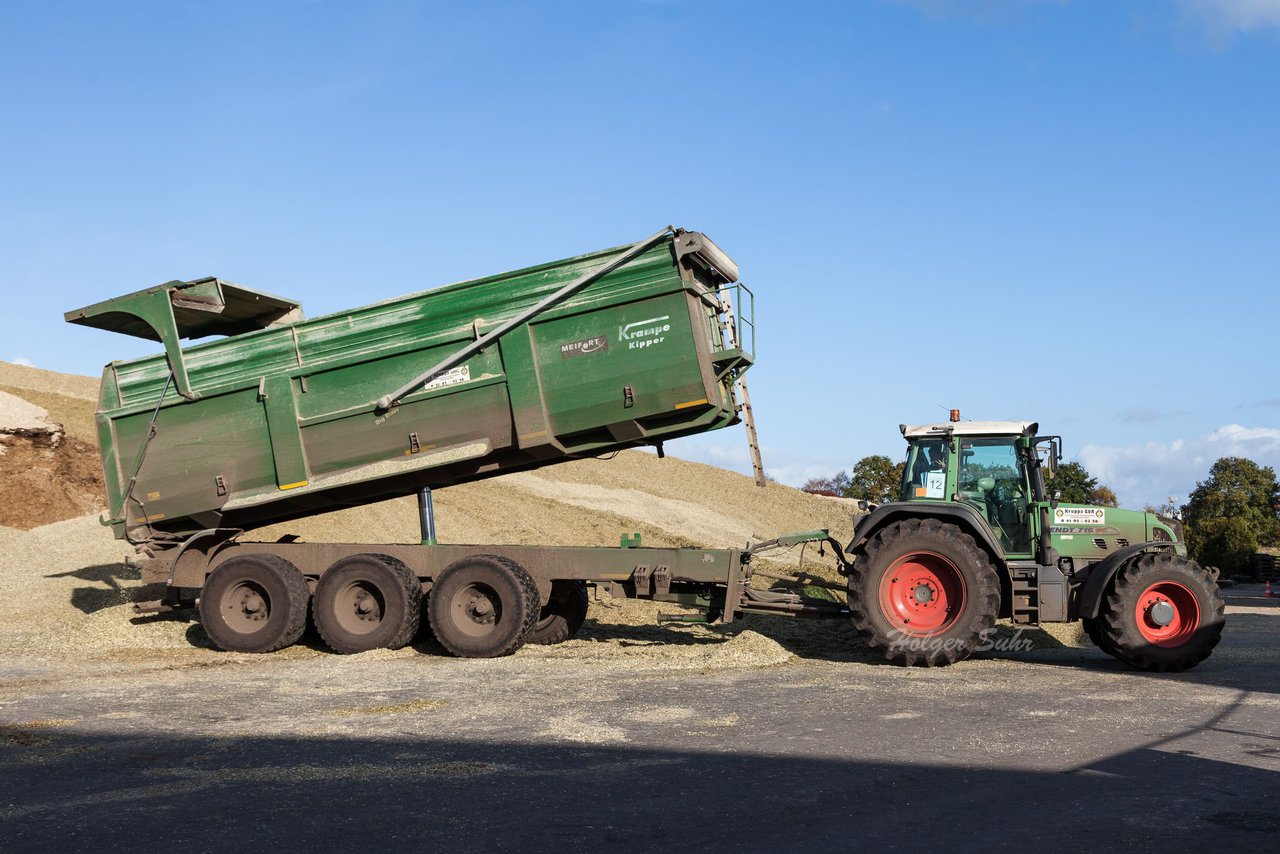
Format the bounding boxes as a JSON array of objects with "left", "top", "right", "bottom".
[
  {"left": 902, "top": 438, "right": 949, "bottom": 500},
  {"left": 959, "top": 438, "right": 1031, "bottom": 554}
]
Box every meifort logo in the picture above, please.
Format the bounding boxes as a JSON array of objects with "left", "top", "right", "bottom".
[
  {"left": 618, "top": 315, "right": 671, "bottom": 350},
  {"left": 560, "top": 336, "right": 608, "bottom": 359}
]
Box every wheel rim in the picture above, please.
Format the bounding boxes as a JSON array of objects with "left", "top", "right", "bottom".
[
  {"left": 879, "top": 551, "right": 966, "bottom": 636},
  {"left": 1135, "top": 581, "right": 1199, "bottom": 648},
  {"left": 448, "top": 582, "right": 502, "bottom": 639},
  {"left": 332, "top": 580, "right": 386, "bottom": 637},
  {"left": 221, "top": 580, "right": 271, "bottom": 634}
]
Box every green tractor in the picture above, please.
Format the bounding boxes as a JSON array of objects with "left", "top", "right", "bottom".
[{"left": 843, "top": 418, "right": 1225, "bottom": 670}]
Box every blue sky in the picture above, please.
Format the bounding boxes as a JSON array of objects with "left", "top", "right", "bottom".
[{"left": 2, "top": 0, "right": 1278, "bottom": 508}]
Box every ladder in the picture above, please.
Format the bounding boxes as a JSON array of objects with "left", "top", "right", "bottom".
[{"left": 720, "top": 288, "right": 766, "bottom": 487}]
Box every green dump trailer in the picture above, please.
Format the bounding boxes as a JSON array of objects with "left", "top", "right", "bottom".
[
  {"left": 66, "top": 227, "right": 812, "bottom": 657},
  {"left": 69, "top": 227, "right": 754, "bottom": 541}
]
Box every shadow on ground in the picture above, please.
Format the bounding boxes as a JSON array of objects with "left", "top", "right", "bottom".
[
  {"left": 45, "top": 562, "right": 140, "bottom": 614},
  {"left": 1, "top": 719, "right": 1277, "bottom": 852}
]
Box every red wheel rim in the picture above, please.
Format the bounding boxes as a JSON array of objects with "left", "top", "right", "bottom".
[
  {"left": 1134, "top": 581, "right": 1200, "bottom": 648},
  {"left": 878, "top": 551, "right": 966, "bottom": 637}
]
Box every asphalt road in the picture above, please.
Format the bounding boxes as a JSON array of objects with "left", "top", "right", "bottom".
[{"left": 2, "top": 585, "right": 1277, "bottom": 852}]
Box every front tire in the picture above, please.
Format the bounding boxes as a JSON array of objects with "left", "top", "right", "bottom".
[
  {"left": 1096, "top": 552, "right": 1225, "bottom": 672},
  {"left": 1082, "top": 616, "right": 1116, "bottom": 654},
  {"left": 848, "top": 519, "right": 1000, "bottom": 666}
]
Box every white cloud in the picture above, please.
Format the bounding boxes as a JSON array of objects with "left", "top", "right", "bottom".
[
  {"left": 1079, "top": 423, "right": 1280, "bottom": 508},
  {"left": 9, "top": 356, "right": 34, "bottom": 367},
  {"left": 1181, "top": 0, "right": 1280, "bottom": 36}
]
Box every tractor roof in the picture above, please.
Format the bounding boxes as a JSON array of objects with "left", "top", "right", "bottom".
[{"left": 901, "top": 420, "right": 1038, "bottom": 438}]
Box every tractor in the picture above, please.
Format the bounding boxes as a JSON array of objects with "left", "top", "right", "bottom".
[{"left": 843, "top": 417, "right": 1224, "bottom": 670}]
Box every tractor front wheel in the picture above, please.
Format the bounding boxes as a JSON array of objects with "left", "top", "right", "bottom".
[
  {"left": 1095, "top": 553, "right": 1224, "bottom": 672},
  {"left": 848, "top": 519, "right": 1000, "bottom": 666}
]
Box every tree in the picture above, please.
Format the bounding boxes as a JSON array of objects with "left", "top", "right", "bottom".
[
  {"left": 1182, "top": 457, "right": 1280, "bottom": 572},
  {"left": 1048, "top": 461, "right": 1098, "bottom": 504},
  {"left": 1089, "top": 485, "right": 1118, "bottom": 508},
  {"left": 847, "top": 455, "right": 905, "bottom": 504},
  {"left": 1190, "top": 517, "right": 1258, "bottom": 576},
  {"left": 801, "top": 471, "right": 849, "bottom": 495},
  {"left": 1183, "top": 457, "right": 1280, "bottom": 539}
]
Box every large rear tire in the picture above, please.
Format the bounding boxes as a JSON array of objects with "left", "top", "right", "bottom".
[
  {"left": 199, "top": 554, "right": 311, "bottom": 653},
  {"left": 1096, "top": 552, "right": 1224, "bottom": 672},
  {"left": 427, "top": 555, "right": 540, "bottom": 658},
  {"left": 526, "top": 580, "right": 589, "bottom": 645},
  {"left": 313, "top": 554, "right": 422, "bottom": 654},
  {"left": 848, "top": 518, "right": 1000, "bottom": 666}
]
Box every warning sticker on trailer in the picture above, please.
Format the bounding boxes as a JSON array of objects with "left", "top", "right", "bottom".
[{"left": 1053, "top": 507, "right": 1106, "bottom": 526}]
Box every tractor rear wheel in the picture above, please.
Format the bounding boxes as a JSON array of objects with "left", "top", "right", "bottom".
[
  {"left": 313, "top": 554, "right": 422, "bottom": 654},
  {"left": 848, "top": 518, "right": 1000, "bottom": 666},
  {"left": 199, "top": 554, "right": 311, "bottom": 653},
  {"left": 526, "top": 581, "right": 589, "bottom": 645},
  {"left": 427, "top": 555, "right": 540, "bottom": 657},
  {"left": 1096, "top": 552, "right": 1224, "bottom": 672}
]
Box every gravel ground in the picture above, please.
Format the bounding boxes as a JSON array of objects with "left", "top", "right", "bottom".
[{"left": 0, "top": 589, "right": 1275, "bottom": 852}]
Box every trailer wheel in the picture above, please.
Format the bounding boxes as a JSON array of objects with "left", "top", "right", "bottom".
[
  {"left": 199, "top": 554, "right": 311, "bottom": 653},
  {"left": 1096, "top": 553, "right": 1225, "bottom": 672},
  {"left": 427, "top": 555, "right": 540, "bottom": 657},
  {"left": 847, "top": 519, "right": 1000, "bottom": 666},
  {"left": 526, "top": 581, "right": 589, "bottom": 645},
  {"left": 312, "top": 554, "right": 422, "bottom": 654}
]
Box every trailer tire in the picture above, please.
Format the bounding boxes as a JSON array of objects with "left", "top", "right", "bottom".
[
  {"left": 427, "top": 555, "right": 540, "bottom": 657},
  {"left": 313, "top": 554, "right": 422, "bottom": 654},
  {"left": 199, "top": 554, "right": 311, "bottom": 653},
  {"left": 1096, "top": 553, "right": 1224, "bottom": 672},
  {"left": 847, "top": 518, "right": 1000, "bottom": 666},
  {"left": 527, "top": 581, "right": 589, "bottom": 645}
]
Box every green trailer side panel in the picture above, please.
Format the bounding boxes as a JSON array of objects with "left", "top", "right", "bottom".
[
  {"left": 83, "top": 231, "right": 754, "bottom": 541},
  {"left": 261, "top": 376, "right": 309, "bottom": 489}
]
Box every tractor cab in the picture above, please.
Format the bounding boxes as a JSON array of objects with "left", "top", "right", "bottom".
[{"left": 899, "top": 420, "right": 1046, "bottom": 556}]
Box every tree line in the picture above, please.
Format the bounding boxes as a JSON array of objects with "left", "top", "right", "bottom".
[{"left": 804, "top": 455, "right": 1280, "bottom": 575}]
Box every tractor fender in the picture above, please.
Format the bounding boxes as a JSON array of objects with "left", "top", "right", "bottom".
[
  {"left": 847, "top": 502, "right": 1005, "bottom": 563},
  {"left": 1076, "top": 541, "right": 1179, "bottom": 619}
]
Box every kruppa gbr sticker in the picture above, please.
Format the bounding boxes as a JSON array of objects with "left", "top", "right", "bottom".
[{"left": 1053, "top": 507, "right": 1106, "bottom": 525}]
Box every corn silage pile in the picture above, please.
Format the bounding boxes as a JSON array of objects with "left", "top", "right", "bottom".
[{"left": 0, "top": 509, "right": 796, "bottom": 669}]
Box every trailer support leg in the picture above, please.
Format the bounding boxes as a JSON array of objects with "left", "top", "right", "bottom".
[{"left": 418, "top": 487, "right": 437, "bottom": 545}]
